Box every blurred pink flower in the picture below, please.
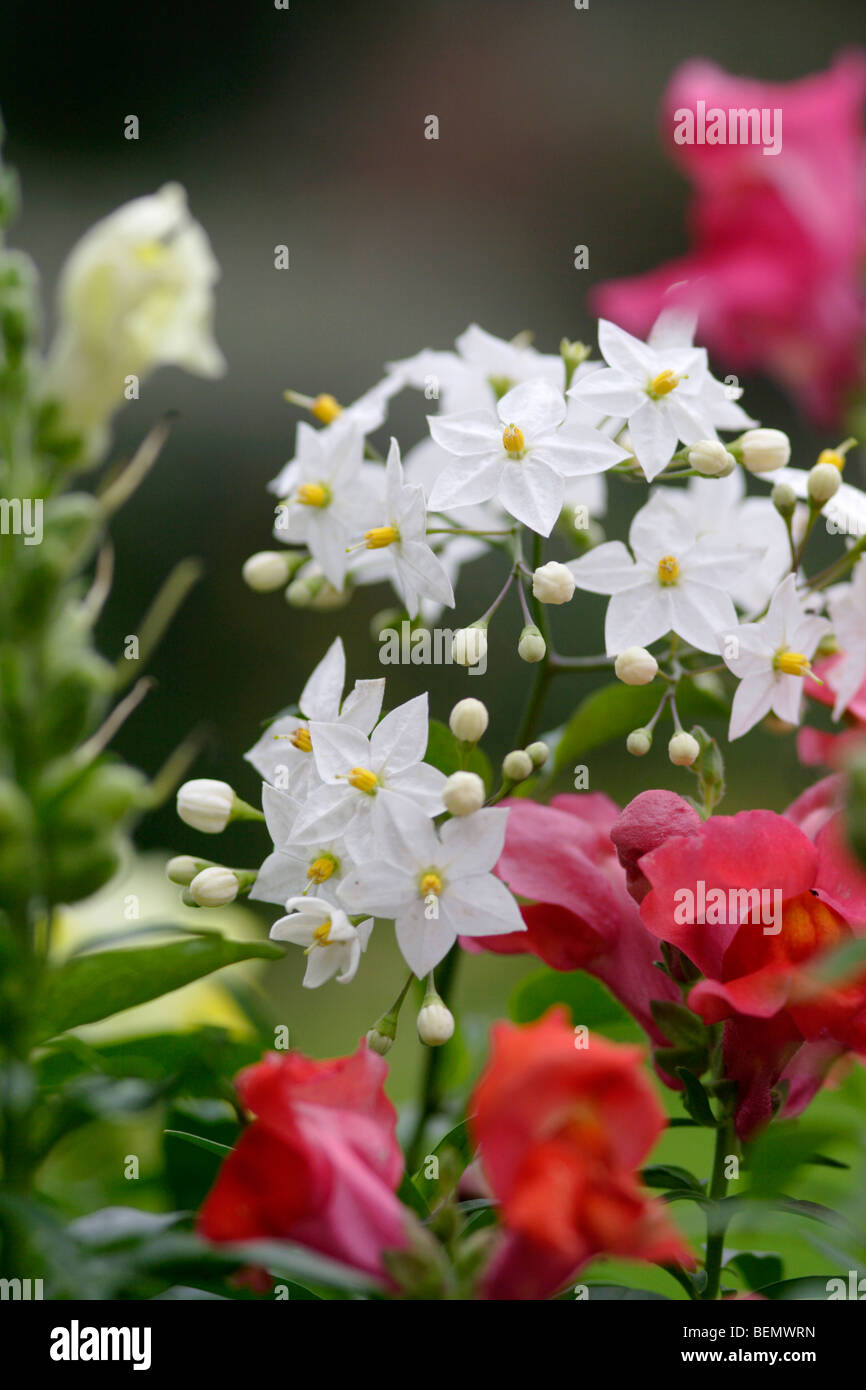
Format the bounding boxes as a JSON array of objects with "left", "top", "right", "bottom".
[{"left": 593, "top": 54, "right": 866, "bottom": 426}]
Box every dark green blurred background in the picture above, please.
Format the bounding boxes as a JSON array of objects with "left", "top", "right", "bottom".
[{"left": 2, "top": 0, "right": 865, "bottom": 1070}]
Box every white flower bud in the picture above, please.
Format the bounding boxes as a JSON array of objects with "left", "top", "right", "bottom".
[
  {"left": 417, "top": 999, "right": 455, "bottom": 1047},
  {"left": 627, "top": 728, "right": 652, "bottom": 757},
  {"left": 242, "top": 550, "right": 290, "bottom": 593},
  {"left": 503, "top": 749, "right": 533, "bottom": 782},
  {"left": 807, "top": 462, "right": 842, "bottom": 506},
  {"left": 526, "top": 740, "right": 550, "bottom": 768},
  {"left": 739, "top": 428, "right": 791, "bottom": 474},
  {"left": 449, "top": 697, "right": 489, "bottom": 743},
  {"left": 518, "top": 624, "right": 546, "bottom": 663},
  {"left": 166, "top": 854, "right": 202, "bottom": 885},
  {"left": 771, "top": 480, "right": 797, "bottom": 517},
  {"left": 532, "top": 560, "right": 576, "bottom": 605},
  {"left": 687, "top": 440, "right": 736, "bottom": 477},
  {"left": 614, "top": 646, "right": 658, "bottom": 686},
  {"left": 442, "top": 770, "right": 485, "bottom": 816},
  {"left": 176, "top": 779, "right": 235, "bottom": 833},
  {"left": 452, "top": 625, "right": 487, "bottom": 667},
  {"left": 365, "top": 1026, "right": 394, "bottom": 1056},
  {"left": 189, "top": 866, "right": 240, "bottom": 906},
  {"left": 668, "top": 731, "right": 700, "bottom": 767}
]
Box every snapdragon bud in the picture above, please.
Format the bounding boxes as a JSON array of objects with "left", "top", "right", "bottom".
[
  {"left": 668, "top": 731, "right": 700, "bottom": 767},
  {"left": 166, "top": 854, "right": 205, "bottom": 885},
  {"left": 442, "top": 770, "right": 485, "bottom": 816},
  {"left": 738, "top": 428, "right": 791, "bottom": 474},
  {"left": 189, "top": 865, "right": 240, "bottom": 906},
  {"left": 452, "top": 624, "right": 487, "bottom": 668},
  {"left": 502, "top": 749, "right": 533, "bottom": 782},
  {"left": 526, "top": 740, "right": 550, "bottom": 768},
  {"left": 417, "top": 995, "right": 455, "bottom": 1046},
  {"left": 627, "top": 728, "right": 653, "bottom": 757},
  {"left": 518, "top": 624, "right": 546, "bottom": 663},
  {"left": 242, "top": 550, "right": 291, "bottom": 593},
  {"left": 532, "top": 560, "right": 576, "bottom": 605},
  {"left": 688, "top": 440, "right": 736, "bottom": 477},
  {"left": 176, "top": 779, "right": 235, "bottom": 834},
  {"left": 771, "top": 480, "right": 797, "bottom": 518},
  {"left": 614, "top": 646, "right": 658, "bottom": 687},
  {"left": 449, "top": 697, "right": 489, "bottom": 743},
  {"left": 807, "top": 462, "right": 842, "bottom": 506}
]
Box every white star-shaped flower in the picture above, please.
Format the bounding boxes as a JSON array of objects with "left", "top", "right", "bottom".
[
  {"left": 270, "top": 421, "right": 382, "bottom": 588},
  {"left": 568, "top": 490, "right": 760, "bottom": 654},
  {"left": 720, "top": 575, "right": 832, "bottom": 739},
  {"left": 269, "top": 896, "right": 373, "bottom": 987},
  {"left": 828, "top": 558, "right": 866, "bottom": 719},
  {"left": 427, "top": 378, "right": 629, "bottom": 536},
  {"left": 356, "top": 439, "right": 455, "bottom": 619},
  {"left": 244, "top": 637, "right": 384, "bottom": 799},
  {"left": 662, "top": 472, "right": 789, "bottom": 614},
  {"left": 250, "top": 785, "right": 352, "bottom": 908},
  {"left": 290, "top": 692, "right": 446, "bottom": 857},
  {"left": 568, "top": 317, "right": 718, "bottom": 481},
  {"left": 757, "top": 466, "right": 866, "bottom": 542},
  {"left": 388, "top": 323, "right": 565, "bottom": 414},
  {"left": 644, "top": 308, "right": 757, "bottom": 434},
  {"left": 338, "top": 797, "right": 525, "bottom": 977}
]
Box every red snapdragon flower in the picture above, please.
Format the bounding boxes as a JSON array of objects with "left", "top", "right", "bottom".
[
  {"left": 593, "top": 54, "right": 866, "bottom": 426},
  {"left": 471, "top": 1011, "right": 692, "bottom": 1300},
  {"left": 198, "top": 1043, "right": 411, "bottom": 1281},
  {"left": 798, "top": 657, "right": 866, "bottom": 768},
  {"left": 637, "top": 808, "right": 866, "bottom": 1136},
  {"left": 467, "top": 793, "right": 683, "bottom": 1043}
]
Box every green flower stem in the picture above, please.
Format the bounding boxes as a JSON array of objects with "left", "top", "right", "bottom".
[
  {"left": 702, "top": 1115, "right": 735, "bottom": 1300},
  {"left": 808, "top": 532, "right": 866, "bottom": 591},
  {"left": 406, "top": 944, "right": 460, "bottom": 1173}
]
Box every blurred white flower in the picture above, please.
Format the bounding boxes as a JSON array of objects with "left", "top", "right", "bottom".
[
  {"left": 43, "top": 183, "right": 224, "bottom": 457},
  {"left": 828, "top": 558, "right": 866, "bottom": 719}
]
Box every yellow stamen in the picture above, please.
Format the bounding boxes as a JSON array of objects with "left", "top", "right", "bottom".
[
  {"left": 648, "top": 369, "right": 682, "bottom": 399},
  {"left": 307, "top": 854, "right": 337, "bottom": 884},
  {"left": 305, "top": 919, "right": 332, "bottom": 953},
  {"left": 290, "top": 727, "right": 312, "bottom": 752},
  {"left": 774, "top": 650, "right": 811, "bottom": 678},
  {"left": 502, "top": 423, "right": 525, "bottom": 455},
  {"left": 420, "top": 872, "right": 443, "bottom": 897},
  {"left": 347, "top": 766, "right": 378, "bottom": 793},
  {"left": 657, "top": 554, "right": 680, "bottom": 585},
  {"left": 296, "top": 482, "right": 329, "bottom": 508},
  {"left": 817, "top": 448, "right": 845, "bottom": 471},
  {"left": 312, "top": 393, "right": 343, "bottom": 424},
  {"left": 364, "top": 525, "right": 399, "bottom": 550}
]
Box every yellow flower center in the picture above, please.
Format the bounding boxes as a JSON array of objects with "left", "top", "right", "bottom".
[
  {"left": 304, "top": 919, "right": 332, "bottom": 953},
  {"left": 296, "top": 482, "right": 329, "bottom": 508},
  {"left": 657, "top": 554, "right": 680, "bottom": 585},
  {"left": 347, "top": 766, "right": 379, "bottom": 793},
  {"left": 420, "top": 871, "right": 443, "bottom": 897},
  {"left": 364, "top": 525, "right": 399, "bottom": 550},
  {"left": 648, "top": 369, "right": 682, "bottom": 399},
  {"left": 290, "top": 726, "right": 312, "bottom": 752},
  {"left": 774, "top": 649, "right": 811, "bottom": 678},
  {"left": 134, "top": 240, "right": 169, "bottom": 266},
  {"left": 817, "top": 448, "right": 845, "bottom": 471},
  {"left": 502, "top": 423, "right": 525, "bottom": 455},
  {"left": 311, "top": 393, "right": 343, "bottom": 424},
  {"left": 307, "top": 854, "right": 337, "bottom": 884}
]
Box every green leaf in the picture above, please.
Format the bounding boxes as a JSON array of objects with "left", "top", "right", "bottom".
[
  {"left": 676, "top": 1067, "right": 717, "bottom": 1127},
  {"left": 581, "top": 1284, "right": 671, "bottom": 1301},
  {"left": 165, "top": 1129, "right": 233, "bottom": 1159},
  {"left": 641, "top": 1164, "right": 704, "bottom": 1194},
  {"left": 425, "top": 719, "right": 492, "bottom": 787},
  {"left": 650, "top": 1000, "right": 708, "bottom": 1048},
  {"left": 411, "top": 1119, "right": 474, "bottom": 1212},
  {"left": 553, "top": 681, "right": 725, "bottom": 773},
  {"left": 34, "top": 933, "right": 285, "bottom": 1040},
  {"left": 510, "top": 968, "right": 643, "bottom": 1041},
  {"left": 760, "top": 1276, "right": 836, "bottom": 1301},
  {"left": 809, "top": 937, "right": 866, "bottom": 986},
  {"left": 727, "top": 1252, "right": 784, "bottom": 1292}
]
